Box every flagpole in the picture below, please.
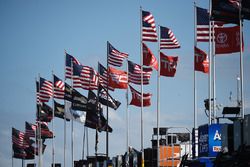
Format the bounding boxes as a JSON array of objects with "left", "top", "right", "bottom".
[
  {"left": 70, "top": 57, "right": 74, "bottom": 167},
  {"left": 38, "top": 74, "right": 43, "bottom": 167},
  {"left": 212, "top": 21, "right": 216, "bottom": 123},
  {"left": 126, "top": 60, "right": 129, "bottom": 156},
  {"left": 156, "top": 25, "right": 161, "bottom": 167},
  {"left": 82, "top": 126, "right": 85, "bottom": 159},
  {"left": 52, "top": 71, "right": 55, "bottom": 167},
  {"left": 11, "top": 134, "right": 14, "bottom": 167},
  {"left": 208, "top": 0, "right": 212, "bottom": 125},
  {"left": 106, "top": 41, "right": 109, "bottom": 163},
  {"left": 239, "top": 0, "right": 244, "bottom": 119},
  {"left": 63, "top": 50, "right": 67, "bottom": 167},
  {"left": 86, "top": 127, "right": 89, "bottom": 157},
  {"left": 193, "top": 2, "right": 198, "bottom": 158},
  {"left": 140, "top": 7, "right": 144, "bottom": 166}
]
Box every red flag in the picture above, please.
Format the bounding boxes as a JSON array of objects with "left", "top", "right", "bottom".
[
  {"left": 194, "top": 47, "right": 209, "bottom": 73},
  {"left": 108, "top": 67, "right": 128, "bottom": 89},
  {"left": 160, "top": 52, "right": 178, "bottom": 77},
  {"left": 129, "top": 85, "right": 152, "bottom": 107},
  {"left": 215, "top": 26, "right": 243, "bottom": 54},
  {"left": 143, "top": 43, "right": 158, "bottom": 70}
]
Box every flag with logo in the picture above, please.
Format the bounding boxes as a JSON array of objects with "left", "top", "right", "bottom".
[
  {"left": 215, "top": 26, "right": 243, "bottom": 54},
  {"left": 160, "top": 52, "right": 178, "bottom": 77},
  {"left": 129, "top": 85, "right": 152, "bottom": 107},
  {"left": 108, "top": 67, "right": 128, "bottom": 89},
  {"left": 98, "top": 85, "right": 121, "bottom": 110},
  {"left": 194, "top": 47, "right": 209, "bottom": 73},
  {"left": 142, "top": 43, "right": 158, "bottom": 70}
]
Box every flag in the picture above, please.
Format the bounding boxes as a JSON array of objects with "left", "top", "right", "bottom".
[
  {"left": 194, "top": 47, "right": 209, "bottom": 73},
  {"left": 142, "top": 10, "right": 157, "bottom": 42},
  {"left": 65, "top": 52, "right": 81, "bottom": 79},
  {"left": 160, "top": 26, "right": 180, "bottom": 49},
  {"left": 12, "top": 128, "right": 30, "bottom": 149},
  {"left": 64, "top": 101, "right": 86, "bottom": 124},
  {"left": 53, "top": 75, "right": 65, "bottom": 99},
  {"left": 128, "top": 60, "right": 152, "bottom": 85},
  {"left": 215, "top": 26, "right": 243, "bottom": 54},
  {"left": 160, "top": 52, "right": 178, "bottom": 77},
  {"left": 129, "top": 85, "right": 152, "bottom": 107},
  {"left": 107, "top": 42, "right": 128, "bottom": 67},
  {"left": 142, "top": 43, "right": 158, "bottom": 70},
  {"left": 37, "top": 103, "right": 53, "bottom": 122},
  {"left": 39, "top": 77, "right": 53, "bottom": 102},
  {"left": 54, "top": 100, "right": 70, "bottom": 121},
  {"left": 211, "top": 0, "right": 250, "bottom": 23},
  {"left": 98, "top": 62, "right": 115, "bottom": 91},
  {"left": 108, "top": 67, "right": 128, "bottom": 89},
  {"left": 12, "top": 144, "right": 34, "bottom": 160},
  {"left": 39, "top": 121, "right": 53, "bottom": 139},
  {"left": 25, "top": 122, "right": 37, "bottom": 138},
  {"left": 72, "top": 63, "right": 98, "bottom": 90},
  {"left": 27, "top": 139, "right": 46, "bottom": 156},
  {"left": 87, "top": 90, "right": 99, "bottom": 112},
  {"left": 64, "top": 83, "right": 89, "bottom": 111},
  {"left": 196, "top": 6, "right": 223, "bottom": 42},
  {"left": 98, "top": 85, "right": 121, "bottom": 110}
]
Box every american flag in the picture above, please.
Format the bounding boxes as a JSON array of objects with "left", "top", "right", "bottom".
[
  {"left": 107, "top": 42, "right": 128, "bottom": 67},
  {"left": 142, "top": 10, "right": 157, "bottom": 42},
  {"left": 39, "top": 77, "right": 53, "bottom": 102},
  {"left": 65, "top": 52, "right": 81, "bottom": 79},
  {"left": 25, "top": 122, "right": 37, "bottom": 138},
  {"left": 73, "top": 63, "right": 98, "bottom": 90},
  {"left": 196, "top": 6, "right": 223, "bottom": 42},
  {"left": 12, "top": 128, "right": 30, "bottom": 149},
  {"left": 128, "top": 60, "right": 152, "bottom": 85},
  {"left": 160, "top": 26, "right": 180, "bottom": 49},
  {"left": 98, "top": 63, "right": 114, "bottom": 91},
  {"left": 53, "top": 75, "right": 65, "bottom": 99}
]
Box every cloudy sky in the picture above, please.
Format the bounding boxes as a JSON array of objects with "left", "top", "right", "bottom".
[{"left": 1, "top": 0, "right": 250, "bottom": 166}]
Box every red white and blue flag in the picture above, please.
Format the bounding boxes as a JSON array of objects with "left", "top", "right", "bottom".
[
  {"left": 98, "top": 63, "right": 114, "bottom": 91},
  {"left": 108, "top": 42, "right": 128, "bottom": 67},
  {"left": 39, "top": 77, "right": 53, "bottom": 102},
  {"left": 73, "top": 63, "right": 98, "bottom": 90},
  {"left": 142, "top": 10, "right": 157, "bottom": 42},
  {"left": 53, "top": 75, "right": 65, "bottom": 99},
  {"left": 128, "top": 60, "right": 152, "bottom": 85},
  {"left": 65, "top": 52, "right": 81, "bottom": 79},
  {"left": 160, "top": 26, "right": 180, "bottom": 49}
]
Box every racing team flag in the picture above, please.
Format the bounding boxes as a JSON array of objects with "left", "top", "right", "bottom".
[
  {"left": 142, "top": 43, "right": 158, "bottom": 70},
  {"left": 107, "top": 42, "right": 128, "bottom": 67},
  {"left": 65, "top": 52, "right": 81, "bottom": 79},
  {"left": 142, "top": 10, "right": 157, "bottom": 42},
  {"left": 160, "top": 26, "right": 180, "bottom": 49},
  {"left": 129, "top": 85, "right": 152, "bottom": 107},
  {"left": 160, "top": 52, "right": 178, "bottom": 77},
  {"left": 53, "top": 74, "right": 65, "bottom": 99},
  {"left": 194, "top": 47, "right": 209, "bottom": 73},
  {"left": 128, "top": 60, "right": 152, "bottom": 85},
  {"left": 108, "top": 66, "right": 128, "bottom": 89}
]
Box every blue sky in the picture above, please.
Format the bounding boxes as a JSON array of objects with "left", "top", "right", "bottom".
[{"left": 1, "top": 0, "right": 250, "bottom": 166}]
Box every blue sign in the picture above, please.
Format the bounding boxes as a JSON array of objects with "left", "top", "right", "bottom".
[
  {"left": 208, "top": 124, "right": 222, "bottom": 157},
  {"left": 198, "top": 124, "right": 209, "bottom": 157}
]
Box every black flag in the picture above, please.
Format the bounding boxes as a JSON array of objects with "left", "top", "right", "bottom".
[
  {"left": 98, "top": 85, "right": 121, "bottom": 110},
  {"left": 54, "top": 100, "right": 70, "bottom": 121}
]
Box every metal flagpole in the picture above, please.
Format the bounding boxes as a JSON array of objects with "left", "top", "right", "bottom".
[
  {"left": 52, "top": 71, "right": 55, "bottom": 167},
  {"left": 106, "top": 41, "right": 110, "bottom": 163},
  {"left": 86, "top": 127, "right": 89, "bottom": 157},
  {"left": 63, "top": 50, "right": 67, "bottom": 167},
  {"left": 193, "top": 2, "right": 198, "bottom": 158},
  {"left": 157, "top": 25, "right": 161, "bottom": 167},
  {"left": 70, "top": 56, "right": 74, "bottom": 167},
  {"left": 140, "top": 7, "right": 144, "bottom": 166},
  {"left": 82, "top": 126, "right": 86, "bottom": 159},
  {"left": 126, "top": 59, "right": 129, "bottom": 157},
  {"left": 208, "top": 0, "right": 212, "bottom": 125},
  {"left": 212, "top": 21, "right": 216, "bottom": 123},
  {"left": 239, "top": 0, "right": 244, "bottom": 119},
  {"left": 38, "top": 74, "right": 43, "bottom": 167}
]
